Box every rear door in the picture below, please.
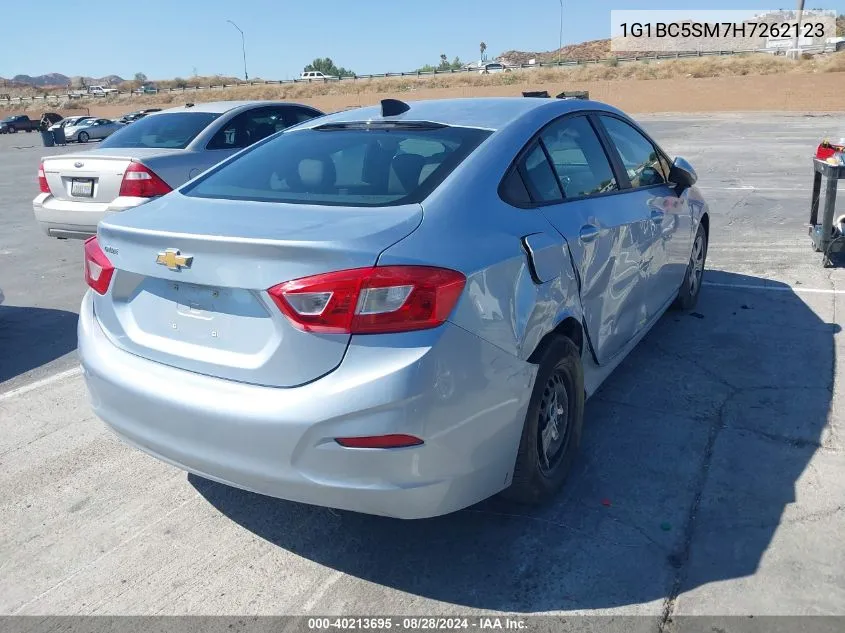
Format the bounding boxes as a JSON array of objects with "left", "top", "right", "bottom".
[
  {"left": 518, "top": 114, "right": 651, "bottom": 365},
  {"left": 595, "top": 114, "right": 692, "bottom": 317}
]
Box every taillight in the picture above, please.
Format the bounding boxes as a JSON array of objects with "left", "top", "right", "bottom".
[
  {"left": 38, "top": 162, "right": 50, "bottom": 194},
  {"left": 268, "top": 266, "right": 466, "bottom": 335},
  {"left": 118, "top": 162, "right": 172, "bottom": 198},
  {"left": 335, "top": 434, "right": 424, "bottom": 449},
  {"left": 83, "top": 236, "right": 115, "bottom": 295}
]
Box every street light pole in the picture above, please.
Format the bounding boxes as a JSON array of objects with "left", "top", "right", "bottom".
[
  {"left": 558, "top": 0, "right": 563, "bottom": 65},
  {"left": 790, "top": 0, "right": 805, "bottom": 60},
  {"left": 226, "top": 20, "right": 248, "bottom": 81}
]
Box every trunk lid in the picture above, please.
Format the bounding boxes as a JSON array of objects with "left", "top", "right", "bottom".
[
  {"left": 93, "top": 193, "right": 423, "bottom": 387},
  {"left": 42, "top": 148, "right": 181, "bottom": 204}
]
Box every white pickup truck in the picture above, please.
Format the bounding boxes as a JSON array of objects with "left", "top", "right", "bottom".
[{"left": 87, "top": 85, "right": 119, "bottom": 96}]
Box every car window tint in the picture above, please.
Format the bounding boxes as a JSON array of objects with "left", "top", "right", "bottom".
[
  {"left": 207, "top": 108, "right": 288, "bottom": 150},
  {"left": 99, "top": 112, "right": 219, "bottom": 149},
  {"left": 183, "top": 125, "right": 491, "bottom": 207},
  {"left": 499, "top": 167, "right": 531, "bottom": 205},
  {"left": 519, "top": 142, "right": 562, "bottom": 203},
  {"left": 599, "top": 116, "right": 667, "bottom": 188},
  {"left": 540, "top": 116, "right": 617, "bottom": 199},
  {"left": 284, "top": 107, "right": 321, "bottom": 128}
]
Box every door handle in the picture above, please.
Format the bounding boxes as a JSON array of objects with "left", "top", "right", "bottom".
[
  {"left": 650, "top": 210, "right": 665, "bottom": 223},
  {"left": 579, "top": 224, "right": 600, "bottom": 243}
]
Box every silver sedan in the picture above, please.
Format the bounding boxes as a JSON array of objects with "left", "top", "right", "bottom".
[
  {"left": 78, "top": 97, "right": 709, "bottom": 519},
  {"left": 64, "top": 118, "right": 124, "bottom": 143},
  {"left": 33, "top": 101, "right": 324, "bottom": 240}
]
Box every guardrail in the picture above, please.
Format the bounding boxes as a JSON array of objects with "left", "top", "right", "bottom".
[{"left": 0, "top": 47, "right": 826, "bottom": 104}]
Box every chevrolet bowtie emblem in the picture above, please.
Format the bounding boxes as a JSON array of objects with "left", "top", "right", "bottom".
[{"left": 156, "top": 248, "right": 193, "bottom": 271}]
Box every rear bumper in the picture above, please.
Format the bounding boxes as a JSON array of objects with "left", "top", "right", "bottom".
[
  {"left": 78, "top": 291, "right": 536, "bottom": 519},
  {"left": 32, "top": 193, "right": 148, "bottom": 239}
]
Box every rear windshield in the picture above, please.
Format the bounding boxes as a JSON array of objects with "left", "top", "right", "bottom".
[
  {"left": 182, "top": 124, "right": 491, "bottom": 206},
  {"left": 99, "top": 112, "right": 220, "bottom": 149}
]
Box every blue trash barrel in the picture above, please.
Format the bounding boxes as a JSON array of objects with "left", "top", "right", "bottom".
[
  {"left": 40, "top": 130, "right": 55, "bottom": 147},
  {"left": 52, "top": 127, "right": 66, "bottom": 145}
]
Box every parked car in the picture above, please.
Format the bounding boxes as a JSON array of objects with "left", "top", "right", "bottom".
[
  {"left": 77, "top": 97, "right": 709, "bottom": 519},
  {"left": 0, "top": 115, "right": 40, "bottom": 133},
  {"left": 49, "top": 115, "right": 93, "bottom": 133},
  {"left": 63, "top": 118, "right": 124, "bottom": 143},
  {"left": 479, "top": 62, "right": 511, "bottom": 74},
  {"left": 134, "top": 85, "right": 159, "bottom": 95},
  {"left": 300, "top": 71, "right": 336, "bottom": 80},
  {"left": 34, "top": 101, "right": 324, "bottom": 239},
  {"left": 118, "top": 108, "right": 162, "bottom": 124}
]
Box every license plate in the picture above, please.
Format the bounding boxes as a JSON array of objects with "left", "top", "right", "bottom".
[{"left": 70, "top": 179, "right": 94, "bottom": 197}]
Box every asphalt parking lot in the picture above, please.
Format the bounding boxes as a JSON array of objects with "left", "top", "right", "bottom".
[{"left": 2, "top": 112, "right": 845, "bottom": 622}]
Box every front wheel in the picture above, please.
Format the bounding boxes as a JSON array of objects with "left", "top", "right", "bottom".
[
  {"left": 674, "top": 223, "right": 708, "bottom": 310},
  {"left": 503, "top": 336, "right": 585, "bottom": 504},
  {"left": 8, "top": 126, "right": 16, "bottom": 133},
  {"left": 78, "top": 131, "right": 89, "bottom": 143}
]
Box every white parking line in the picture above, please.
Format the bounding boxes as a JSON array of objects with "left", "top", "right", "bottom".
[
  {"left": 697, "top": 186, "right": 807, "bottom": 191},
  {"left": 704, "top": 282, "right": 845, "bottom": 295},
  {"left": 0, "top": 366, "right": 82, "bottom": 402}
]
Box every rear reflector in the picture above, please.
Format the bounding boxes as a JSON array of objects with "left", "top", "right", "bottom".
[
  {"left": 38, "top": 162, "right": 50, "bottom": 194},
  {"left": 335, "top": 434, "right": 424, "bottom": 449},
  {"left": 83, "top": 236, "right": 115, "bottom": 295},
  {"left": 118, "top": 161, "right": 172, "bottom": 198},
  {"left": 268, "top": 266, "right": 466, "bottom": 335}
]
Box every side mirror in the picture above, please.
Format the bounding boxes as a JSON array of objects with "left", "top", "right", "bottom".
[{"left": 669, "top": 156, "right": 697, "bottom": 191}]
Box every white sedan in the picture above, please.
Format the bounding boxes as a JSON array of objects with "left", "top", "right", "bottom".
[{"left": 64, "top": 118, "right": 124, "bottom": 143}]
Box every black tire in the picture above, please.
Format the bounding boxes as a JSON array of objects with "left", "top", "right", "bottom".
[
  {"left": 78, "top": 131, "right": 89, "bottom": 143},
  {"left": 8, "top": 126, "right": 16, "bottom": 133},
  {"left": 503, "top": 336, "right": 585, "bottom": 504},
  {"left": 674, "top": 222, "right": 708, "bottom": 311},
  {"left": 25, "top": 128, "right": 33, "bottom": 132}
]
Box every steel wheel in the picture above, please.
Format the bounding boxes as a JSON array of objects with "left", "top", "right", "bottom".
[
  {"left": 688, "top": 233, "right": 706, "bottom": 297},
  {"left": 536, "top": 370, "right": 572, "bottom": 477}
]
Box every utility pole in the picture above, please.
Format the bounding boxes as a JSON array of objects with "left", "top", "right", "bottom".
[
  {"left": 558, "top": 0, "right": 564, "bottom": 65},
  {"left": 226, "top": 20, "right": 249, "bottom": 81},
  {"left": 790, "top": 0, "right": 805, "bottom": 60}
]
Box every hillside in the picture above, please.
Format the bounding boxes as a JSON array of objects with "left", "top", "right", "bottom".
[
  {"left": 0, "top": 73, "right": 124, "bottom": 88},
  {"left": 502, "top": 13, "right": 845, "bottom": 65}
]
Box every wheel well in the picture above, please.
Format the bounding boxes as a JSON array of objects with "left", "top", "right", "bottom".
[
  {"left": 699, "top": 212, "right": 709, "bottom": 240},
  {"left": 528, "top": 317, "right": 584, "bottom": 364}
]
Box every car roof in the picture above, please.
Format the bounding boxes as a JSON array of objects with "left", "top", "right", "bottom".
[
  {"left": 153, "top": 100, "right": 316, "bottom": 115},
  {"left": 293, "top": 97, "right": 621, "bottom": 131}
]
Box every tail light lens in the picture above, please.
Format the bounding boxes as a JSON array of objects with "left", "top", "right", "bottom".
[
  {"left": 336, "top": 434, "right": 424, "bottom": 449},
  {"left": 268, "top": 266, "right": 466, "bottom": 334},
  {"left": 118, "top": 162, "right": 172, "bottom": 198},
  {"left": 83, "top": 237, "right": 115, "bottom": 295},
  {"left": 38, "top": 162, "right": 50, "bottom": 193}
]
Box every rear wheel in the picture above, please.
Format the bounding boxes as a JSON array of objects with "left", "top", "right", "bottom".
[
  {"left": 674, "top": 223, "right": 708, "bottom": 310},
  {"left": 78, "top": 131, "right": 89, "bottom": 143},
  {"left": 503, "top": 336, "right": 585, "bottom": 504}
]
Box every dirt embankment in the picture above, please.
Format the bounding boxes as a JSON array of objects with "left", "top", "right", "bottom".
[{"left": 7, "top": 53, "right": 845, "bottom": 117}]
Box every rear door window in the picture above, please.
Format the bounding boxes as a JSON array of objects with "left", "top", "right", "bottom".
[
  {"left": 183, "top": 123, "right": 491, "bottom": 207},
  {"left": 539, "top": 116, "right": 618, "bottom": 199},
  {"left": 283, "top": 107, "right": 322, "bottom": 128},
  {"left": 207, "top": 107, "right": 307, "bottom": 150}
]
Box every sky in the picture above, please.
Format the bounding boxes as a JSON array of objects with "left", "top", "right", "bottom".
[{"left": 0, "top": 0, "right": 840, "bottom": 80}]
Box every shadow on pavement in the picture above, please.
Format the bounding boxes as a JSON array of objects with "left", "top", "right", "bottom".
[
  {"left": 0, "top": 305, "right": 78, "bottom": 383},
  {"left": 191, "top": 270, "right": 834, "bottom": 611}
]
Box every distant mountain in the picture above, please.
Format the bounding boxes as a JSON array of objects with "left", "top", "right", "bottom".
[{"left": 2, "top": 73, "right": 125, "bottom": 88}]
